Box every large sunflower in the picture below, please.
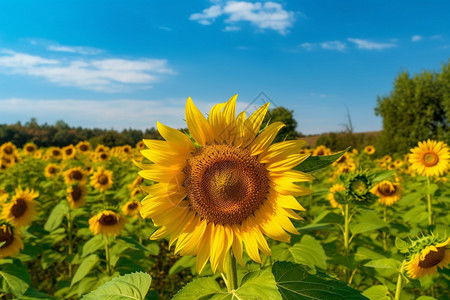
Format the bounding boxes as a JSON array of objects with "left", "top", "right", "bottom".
[
  {"left": 0, "top": 222, "right": 24, "bottom": 258},
  {"left": 0, "top": 142, "right": 18, "bottom": 158},
  {"left": 90, "top": 167, "right": 113, "bottom": 192},
  {"left": 409, "top": 139, "right": 449, "bottom": 177},
  {"left": 370, "top": 180, "right": 402, "bottom": 206},
  {"left": 405, "top": 236, "right": 450, "bottom": 279},
  {"left": 137, "top": 95, "right": 313, "bottom": 273},
  {"left": 2, "top": 187, "right": 39, "bottom": 227},
  {"left": 64, "top": 167, "right": 87, "bottom": 185},
  {"left": 67, "top": 184, "right": 87, "bottom": 209},
  {"left": 89, "top": 210, "right": 127, "bottom": 236}
]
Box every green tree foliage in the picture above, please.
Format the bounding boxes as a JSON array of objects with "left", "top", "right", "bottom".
[
  {"left": 375, "top": 62, "right": 450, "bottom": 154},
  {"left": 263, "top": 106, "right": 299, "bottom": 143}
]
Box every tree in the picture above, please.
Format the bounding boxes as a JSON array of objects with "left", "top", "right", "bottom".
[
  {"left": 262, "top": 106, "right": 299, "bottom": 143},
  {"left": 375, "top": 62, "right": 449, "bottom": 154}
]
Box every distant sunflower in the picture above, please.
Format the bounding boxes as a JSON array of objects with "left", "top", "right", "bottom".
[
  {"left": 405, "top": 236, "right": 450, "bottom": 279},
  {"left": 0, "top": 142, "right": 17, "bottom": 158},
  {"left": 89, "top": 210, "right": 127, "bottom": 236},
  {"left": 62, "top": 145, "right": 76, "bottom": 160},
  {"left": 44, "top": 163, "right": 60, "bottom": 178},
  {"left": 128, "top": 175, "right": 144, "bottom": 190},
  {"left": 382, "top": 155, "right": 392, "bottom": 163},
  {"left": 76, "top": 141, "right": 92, "bottom": 154},
  {"left": 64, "top": 167, "right": 87, "bottom": 185},
  {"left": 0, "top": 222, "right": 24, "bottom": 258},
  {"left": 394, "top": 159, "right": 403, "bottom": 168},
  {"left": 136, "top": 141, "right": 145, "bottom": 150},
  {"left": 90, "top": 167, "right": 113, "bottom": 192},
  {"left": 364, "top": 145, "right": 375, "bottom": 155},
  {"left": 371, "top": 180, "right": 401, "bottom": 206},
  {"left": 328, "top": 184, "right": 345, "bottom": 209},
  {"left": 122, "top": 200, "right": 142, "bottom": 217},
  {"left": 34, "top": 150, "right": 43, "bottom": 159},
  {"left": 137, "top": 95, "right": 313, "bottom": 273},
  {"left": 130, "top": 187, "right": 142, "bottom": 198},
  {"left": 97, "top": 152, "right": 110, "bottom": 162},
  {"left": 122, "top": 145, "right": 132, "bottom": 155},
  {"left": 47, "top": 147, "right": 63, "bottom": 160},
  {"left": 23, "top": 143, "right": 37, "bottom": 155},
  {"left": 2, "top": 187, "right": 39, "bottom": 227},
  {"left": 313, "top": 145, "right": 331, "bottom": 156},
  {"left": 409, "top": 140, "right": 450, "bottom": 177},
  {"left": 95, "top": 145, "right": 109, "bottom": 153},
  {"left": 67, "top": 184, "right": 87, "bottom": 209}
]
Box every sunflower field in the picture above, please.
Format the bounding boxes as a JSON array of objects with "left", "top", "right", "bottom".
[{"left": 0, "top": 97, "right": 449, "bottom": 300}]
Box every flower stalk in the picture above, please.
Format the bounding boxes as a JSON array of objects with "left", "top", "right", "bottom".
[
  {"left": 104, "top": 235, "right": 111, "bottom": 276},
  {"left": 394, "top": 261, "right": 405, "bottom": 300},
  {"left": 226, "top": 250, "right": 238, "bottom": 292},
  {"left": 426, "top": 176, "right": 432, "bottom": 226}
]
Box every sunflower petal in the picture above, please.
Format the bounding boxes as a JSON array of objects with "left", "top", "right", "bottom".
[{"left": 186, "top": 97, "right": 215, "bottom": 146}]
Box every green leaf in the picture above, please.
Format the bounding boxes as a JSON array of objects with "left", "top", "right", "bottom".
[
  {"left": 362, "top": 285, "right": 390, "bottom": 300},
  {"left": 289, "top": 235, "right": 327, "bottom": 269},
  {"left": 349, "top": 210, "right": 387, "bottom": 235},
  {"left": 416, "top": 296, "right": 437, "bottom": 300},
  {"left": 234, "top": 270, "right": 281, "bottom": 300},
  {"left": 82, "top": 272, "right": 152, "bottom": 300},
  {"left": 44, "top": 201, "right": 69, "bottom": 232},
  {"left": 273, "top": 261, "right": 367, "bottom": 300},
  {"left": 173, "top": 277, "right": 224, "bottom": 300},
  {"left": 0, "top": 261, "right": 31, "bottom": 297},
  {"left": 426, "top": 183, "right": 438, "bottom": 195},
  {"left": 354, "top": 247, "right": 386, "bottom": 262},
  {"left": 295, "top": 147, "right": 350, "bottom": 173},
  {"left": 71, "top": 254, "right": 99, "bottom": 287},
  {"left": 117, "top": 237, "right": 149, "bottom": 252},
  {"left": 364, "top": 259, "right": 402, "bottom": 271},
  {"left": 169, "top": 256, "right": 196, "bottom": 275},
  {"left": 395, "top": 237, "right": 409, "bottom": 253},
  {"left": 82, "top": 235, "right": 105, "bottom": 258},
  {"left": 372, "top": 171, "right": 394, "bottom": 183},
  {"left": 21, "top": 287, "right": 57, "bottom": 299}
]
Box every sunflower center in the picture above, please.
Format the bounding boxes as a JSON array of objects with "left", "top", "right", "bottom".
[
  {"left": 65, "top": 149, "right": 73, "bottom": 155},
  {"left": 99, "top": 214, "right": 118, "bottom": 226},
  {"left": 128, "top": 202, "right": 139, "bottom": 210},
  {"left": 4, "top": 146, "right": 13, "bottom": 155},
  {"left": 11, "top": 198, "right": 27, "bottom": 218},
  {"left": 184, "top": 144, "right": 269, "bottom": 225},
  {"left": 71, "top": 186, "right": 83, "bottom": 202},
  {"left": 80, "top": 145, "right": 88, "bottom": 151},
  {"left": 70, "top": 170, "right": 83, "bottom": 181},
  {"left": 419, "top": 247, "right": 446, "bottom": 268},
  {"left": 0, "top": 227, "right": 13, "bottom": 249},
  {"left": 52, "top": 150, "right": 61, "bottom": 157},
  {"left": 26, "top": 146, "right": 35, "bottom": 152},
  {"left": 423, "top": 152, "right": 439, "bottom": 167},
  {"left": 98, "top": 175, "right": 109, "bottom": 185},
  {"left": 378, "top": 182, "right": 396, "bottom": 196},
  {"left": 100, "top": 153, "right": 108, "bottom": 160},
  {"left": 49, "top": 167, "right": 56, "bottom": 174},
  {"left": 350, "top": 180, "right": 367, "bottom": 195}
]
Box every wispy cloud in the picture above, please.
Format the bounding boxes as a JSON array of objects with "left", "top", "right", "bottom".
[
  {"left": 0, "top": 50, "right": 174, "bottom": 92},
  {"left": 223, "top": 25, "right": 241, "bottom": 32},
  {"left": 347, "top": 38, "right": 397, "bottom": 50},
  {"left": 411, "top": 35, "right": 422, "bottom": 42},
  {"left": 300, "top": 41, "right": 347, "bottom": 52},
  {"left": 47, "top": 44, "right": 103, "bottom": 55},
  {"left": 430, "top": 34, "right": 442, "bottom": 40},
  {"left": 190, "top": 1, "right": 295, "bottom": 35}
]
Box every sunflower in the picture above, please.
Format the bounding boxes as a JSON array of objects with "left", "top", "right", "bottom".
[
  {"left": 0, "top": 142, "right": 18, "bottom": 158},
  {"left": 47, "top": 147, "right": 63, "bottom": 160},
  {"left": 313, "top": 145, "right": 331, "bottom": 156},
  {"left": 382, "top": 155, "right": 392, "bottom": 163},
  {"left": 394, "top": 159, "right": 403, "bottom": 169},
  {"left": 128, "top": 175, "right": 144, "bottom": 190},
  {"left": 23, "top": 143, "right": 37, "bottom": 155},
  {"left": 95, "top": 145, "right": 109, "bottom": 153},
  {"left": 97, "top": 152, "right": 110, "bottom": 162},
  {"left": 34, "top": 150, "right": 43, "bottom": 159},
  {"left": 90, "top": 167, "right": 113, "bottom": 192},
  {"left": 44, "top": 163, "right": 60, "bottom": 178},
  {"left": 136, "top": 141, "right": 145, "bottom": 150},
  {"left": 370, "top": 180, "right": 402, "bottom": 206},
  {"left": 364, "top": 145, "right": 375, "bottom": 155},
  {"left": 409, "top": 139, "right": 450, "bottom": 177},
  {"left": 122, "top": 145, "right": 132, "bottom": 155},
  {"left": 405, "top": 236, "right": 450, "bottom": 279},
  {"left": 62, "top": 145, "right": 76, "bottom": 160},
  {"left": 130, "top": 187, "right": 142, "bottom": 198},
  {"left": 2, "top": 187, "right": 39, "bottom": 227},
  {"left": 328, "top": 184, "right": 345, "bottom": 209},
  {"left": 0, "top": 222, "right": 24, "bottom": 258},
  {"left": 76, "top": 141, "right": 92, "bottom": 154},
  {"left": 137, "top": 95, "right": 313, "bottom": 273},
  {"left": 122, "top": 200, "right": 142, "bottom": 217},
  {"left": 67, "top": 184, "right": 87, "bottom": 209},
  {"left": 89, "top": 210, "right": 127, "bottom": 236},
  {"left": 64, "top": 167, "right": 87, "bottom": 185}
]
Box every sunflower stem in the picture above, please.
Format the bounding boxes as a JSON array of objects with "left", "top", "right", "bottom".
[
  {"left": 394, "top": 261, "right": 405, "bottom": 300},
  {"left": 226, "top": 250, "right": 238, "bottom": 291},
  {"left": 343, "top": 203, "right": 350, "bottom": 281},
  {"left": 66, "top": 208, "right": 73, "bottom": 278},
  {"left": 138, "top": 217, "right": 143, "bottom": 244},
  {"left": 383, "top": 205, "right": 388, "bottom": 251},
  {"left": 104, "top": 235, "right": 111, "bottom": 276},
  {"left": 426, "top": 176, "right": 433, "bottom": 226}
]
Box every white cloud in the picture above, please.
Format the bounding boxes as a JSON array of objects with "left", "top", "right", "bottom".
[
  {"left": 0, "top": 50, "right": 174, "bottom": 92},
  {"left": 411, "top": 35, "right": 422, "bottom": 42},
  {"left": 190, "top": 1, "right": 295, "bottom": 34},
  {"left": 347, "top": 38, "right": 397, "bottom": 50},
  {"left": 47, "top": 44, "right": 103, "bottom": 55},
  {"left": 320, "top": 41, "right": 347, "bottom": 52},
  {"left": 223, "top": 25, "right": 241, "bottom": 32},
  {"left": 300, "top": 42, "right": 314, "bottom": 51},
  {"left": 430, "top": 35, "right": 442, "bottom": 40}
]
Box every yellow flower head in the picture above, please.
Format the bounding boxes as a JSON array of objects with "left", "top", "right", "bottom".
[
  {"left": 0, "top": 222, "right": 24, "bottom": 259},
  {"left": 62, "top": 145, "right": 76, "bottom": 160},
  {"left": 370, "top": 180, "right": 401, "bottom": 206},
  {"left": 1, "top": 142, "right": 18, "bottom": 158},
  {"left": 64, "top": 167, "right": 87, "bottom": 185},
  {"left": 89, "top": 210, "right": 127, "bottom": 236},
  {"left": 136, "top": 95, "right": 313, "bottom": 274},
  {"left": 364, "top": 145, "right": 375, "bottom": 155},
  {"left": 313, "top": 145, "right": 331, "bottom": 156},
  {"left": 90, "top": 167, "right": 113, "bottom": 192},
  {"left": 23, "top": 143, "right": 37, "bottom": 155},
  {"left": 382, "top": 155, "right": 392, "bottom": 163},
  {"left": 409, "top": 139, "right": 449, "bottom": 177},
  {"left": 67, "top": 184, "right": 87, "bottom": 209},
  {"left": 136, "top": 141, "right": 145, "bottom": 150},
  {"left": 76, "top": 141, "right": 92, "bottom": 154},
  {"left": 128, "top": 175, "right": 144, "bottom": 190},
  {"left": 405, "top": 236, "right": 450, "bottom": 279},
  {"left": 328, "top": 184, "right": 345, "bottom": 209},
  {"left": 47, "top": 147, "right": 63, "bottom": 160},
  {"left": 2, "top": 187, "right": 39, "bottom": 227},
  {"left": 122, "top": 200, "right": 142, "bottom": 217},
  {"left": 96, "top": 151, "right": 110, "bottom": 162},
  {"left": 122, "top": 145, "right": 132, "bottom": 155},
  {"left": 44, "top": 163, "right": 60, "bottom": 178}
]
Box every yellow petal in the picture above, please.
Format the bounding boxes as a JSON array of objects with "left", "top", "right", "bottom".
[
  {"left": 241, "top": 102, "right": 270, "bottom": 148},
  {"left": 231, "top": 225, "right": 245, "bottom": 267},
  {"left": 157, "top": 121, "right": 195, "bottom": 154},
  {"left": 248, "top": 122, "right": 285, "bottom": 156},
  {"left": 185, "top": 97, "right": 214, "bottom": 146},
  {"left": 210, "top": 224, "right": 226, "bottom": 273},
  {"left": 196, "top": 223, "right": 214, "bottom": 274},
  {"left": 209, "top": 102, "right": 226, "bottom": 144}
]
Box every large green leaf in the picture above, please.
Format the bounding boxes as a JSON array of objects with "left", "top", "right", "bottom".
[
  {"left": 71, "top": 254, "right": 99, "bottom": 287},
  {"left": 82, "top": 235, "right": 105, "bottom": 258},
  {"left": 169, "top": 256, "right": 196, "bottom": 275},
  {"left": 173, "top": 277, "right": 224, "bottom": 299},
  {"left": 295, "top": 147, "right": 350, "bottom": 173},
  {"left": 349, "top": 210, "right": 387, "bottom": 235},
  {"left": 362, "top": 285, "right": 390, "bottom": 300},
  {"left": 273, "top": 261, "right": 368, "bottom": 300},
  {"left": 0, "top": 261, "right": 31, "bottom": 297},
  {"left": 365, "top": 259, "right": 402, "bottom": 271},
  {"left": 82, "top": 272, "right": 151, "bottom": 300},
  {"left": 289, "top": 235, "right": 327, "bottom": 269},
  {"left": 233, "top": 270, "right": 281, "bottom": 300},
  {"left": 44, "top": 201, "right": 69, "bottom": 232}
]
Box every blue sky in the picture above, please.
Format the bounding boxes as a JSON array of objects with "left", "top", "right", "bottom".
[{"left": 0, "top": 0, "right": 449, "bottom": 135}]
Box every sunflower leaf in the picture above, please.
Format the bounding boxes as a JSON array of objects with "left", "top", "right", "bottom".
[
  {"left": 295, "top": 147, "right": 350, "bottom": 173},
  {"left": 0, "top": 260, "right": 31, "bottom": 297},
  {"left": 71, "top": 254, "right": 99, "bottom": 287},
  {"left": 364, "top": 258, "right": 402, "bottom": 271},
  {"left": 172, "top": 277, "right": 224, "bottom": 299},
  {"left": 81, "top": 272, "right": 151, "bottom": 300},
  {"left": 362, "top": 285, "right": 390, "bottom": 300},
  {"left": 234, "top": 269, "right": 281, "bottom": 300},
  {"left": 273, "top": 261, "right": 367, "bottom": 300},
  {"left": 289, "top": 235, "right": 327, "bottom": 270},
  {"left": 44, "top": 201, "right": 69, "bottom": 232}
]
